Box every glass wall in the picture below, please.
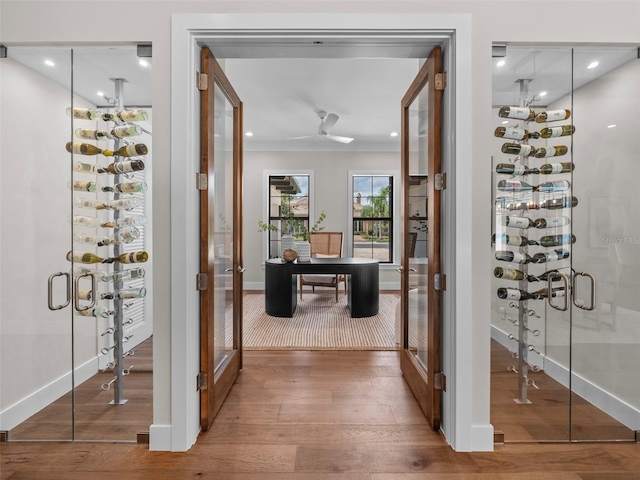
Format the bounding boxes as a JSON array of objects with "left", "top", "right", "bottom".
[
  {"left": 0, "top": 46, "right": 153, "bottom": 442},
  {"left": 491, "top": 45, "right": 639, "bottom": 442}
]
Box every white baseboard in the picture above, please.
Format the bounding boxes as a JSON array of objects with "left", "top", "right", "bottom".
[
  {"left": 149, "top": 424, "right": 172, "bottom": 451},
  {"left": 491, "top": 325, "right": 640, "bottom": 431},
  {"left": 0, "top": 356, "right": 98, "bottom": 431},
  {"left": 471, "top": 424, "right": 495, "bottom": 451}
]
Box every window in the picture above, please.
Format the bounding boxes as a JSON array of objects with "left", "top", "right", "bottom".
[
  {"left": 352, "top": 175, "right": 393, "bottom": 263},
  {"left": 265, "top": 174, "right": 310, "bottom": 258}
]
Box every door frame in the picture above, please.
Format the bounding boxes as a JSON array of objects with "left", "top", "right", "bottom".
[{"left": 169, "top": 13, "right": 481, "bottom": 453}]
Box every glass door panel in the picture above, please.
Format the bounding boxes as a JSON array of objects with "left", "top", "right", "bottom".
[
  {"left": 491, "top": 44, "right": 638, "bottom": 443},
  {"left": 1, "top": 47, "right": 74, "bottom": 440}
]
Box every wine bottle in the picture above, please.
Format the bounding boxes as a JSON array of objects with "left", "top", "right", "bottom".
[
  {"left": 498, "top": 179, "right": 535, "bottom": 192},
  {"left": 101, "top": 215, "right": 148, "bottom": 229},
  {"left": 104, "top": 267, "right": 145, "bottom": 283},
  {"left": 494, "top": 126, "right": 540, "bottom": 141},
  {"left": 499, "top": 216, "right": 534, "bottom": 229},
  {"left": 492, "top": 234, "right": 537, "bottom": 246},
  {"left": 66, "top": 251, "right": 106, "bottom": 264},
  {"left": 75, "top": 128, "right": 112, "bottom": 141},
  {"left": 109, "top": 143, "right": 148, "bottom": 157},
  {"left": 534, "top": 216, "right": 571, "bottom": 229},
  {"left": 497, "top": 287, "right": 538, "bottom": 301},
  {"left": 66, "top": 107, "right": 115, "bottom": 122},
  {"left": 527, "top": 270, "right": 563, "bottom": 283},
  {"left": 540, "top": 196, "right": 579, "bottom": 210},
  {"left": 101, "top": 287, "right": 147, "bottom": 300},
  {"left": 494, "top": 266, "right": 526, "bottom": 281},
  {"left": 538, "top": 234, "right": 576, "bottom": 247},
  {"left": 112, "top": 251, "right": 149, "bottom": 264},
  {"left": 106, "top": 197, "right": 143, "bottom": 211},
  {"left": 66, "top": 142, "right": 106, "bottom": 156},
  {"left": 539, "top": 162, "right": 575, "bottom": 175},
  {"left": 536, "top": 180, "right": 571, "bottom": 193},
  {"left": 532, "top": 286, "right": 566, "bottom": 298},
  {"left": 498, "top": 106, "right": 536, "bottom": 121},
  {"left": 535, "top": 109, "right": 571, "bottom": 123},
  {"left": 495, "top": 250, "right": 533, "bottom": 264},
  {"left": 533, "top": 146, "right": 568, "bottom": 158},
  {"left": 103, "top": 159, "right": 145, "bottom": 175},
  {"left": 495, "top": 163, "right": 538, "bottom": 176},
  {"left": 68, "top": 180, "right": 103, "bottom": 192},
  {"left": 501, "top": 143, "right": 536, "bottom": 157},
  {"left": 75, "top": 306, "right": 113, "bottom": 318},
  {"left": 73, "top": 162, "right": 102, "bottom": 175},
  {"left": 105, "top": 181, "right": 148, "bottom": 193},
  {"left": 74, "top": 198, "right": 108, "bottom": 210},
  {"left": 69, "top": 215, "right": 101, "bottom": 228},
  {"left": 505, "top": 201, "right": 540, "bottom": 211},
  {"left": 111, "top": 124, "right": 142, "bottom": 138},
  {"left": 73, "top": 227, "right": 140, "bottom": 246},
  {"left": 532, "top": 248, "right": 570, "bottom": 263},
  {"left": 540, "top": 125, "right": 576, "bottom": 138},
  {"left": 117, "top": 109, "right": 149, "bottom": 122}
]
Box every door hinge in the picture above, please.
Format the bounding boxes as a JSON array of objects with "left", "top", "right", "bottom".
[
  {"left": 197, "top": 72, "right": 208, "bottom": 91},
  {"left": 197, "top": 372, "right": 208, "bottom": 391},
  {"left": 434, "top": 372, "right": 446, "bottom": 391},
  {"left": 196, "top": 273, "right": 208, "bottom": 291},
  {"left": 435, "top": 72, "right": 447, "bottom": 91},
  {"left": 196, "top": 172, "right": 208, "bottom": 191},
  {"left": 434, "top": 273, "right": 446, "bottom": 291},
  {"left": 434, "top": 173, "right": 446, "bottom": 191}
]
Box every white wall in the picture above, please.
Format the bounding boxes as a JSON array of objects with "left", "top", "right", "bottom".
[
  {"left": 243, "top": 150, "right": 402, "bottom": 288},
  {"left": 1, "top": 0, "right": 639, "bottom": 452}
]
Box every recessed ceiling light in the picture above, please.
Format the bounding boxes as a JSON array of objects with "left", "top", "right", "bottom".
[
  {"left": 607, "top": 124, "right": 616, "bottom": 129},
  {"left": 139, "top": 59, "right": 150, "bottom": 67},
  {"left": 539, "top": 91, "right": 548, "bottom": 97},
  {"left": 390, "top": 132, "right": 399, "bottom": 137},
  {"left": 587, "top": 61, "right": 599, "bottom": 69},
  {"left": 496, "top": 60, "right": 506, "bottom": 67},
  {"left": 501, "top": 120, "right": 509, "bottom": 125},
  {"left": 245, "top": 131, "right": 254, "bottom": 137},
  {"left": 97, "top": 91, "right": 104, "bottom": 97},
  {"left": 44, "top": 59, "right": 55, "bottom": 67}
]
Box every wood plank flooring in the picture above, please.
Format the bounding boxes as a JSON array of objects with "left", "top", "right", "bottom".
[{"left": 2, "top": 350, "right": 639, "bottom": 479}]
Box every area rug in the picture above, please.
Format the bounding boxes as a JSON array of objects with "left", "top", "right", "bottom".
[{"left": 239, "top": 293, "right": 399, "bottom": 350}]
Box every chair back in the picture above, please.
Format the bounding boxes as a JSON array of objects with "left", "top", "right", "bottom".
[{"left": 309, "top": 232, "right": 343, "bottom": 258}]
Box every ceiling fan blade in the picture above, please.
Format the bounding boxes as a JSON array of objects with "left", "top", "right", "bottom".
[
  {"left": 323, "top": 113, "right": 339, "bottom": 131},
  {"left": 326, "top": 133, "right": 354, "bottom": 144},
  {"left": 288, "top": 135, "right": 314, "bottom": 140}
]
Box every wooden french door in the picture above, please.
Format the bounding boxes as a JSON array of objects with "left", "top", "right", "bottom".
[
  {"left": 199, "top": 47, "right": 244, "bottom": 430},
  {"left": 400, "top": 46, "right": 444, "bottom": 430}
]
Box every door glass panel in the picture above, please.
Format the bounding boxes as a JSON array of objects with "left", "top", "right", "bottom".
[
  {"left": 213, "top": 82, "right": 234, "bottom": 371},
  {"left": 569, "top": 47, "right": 638, "bottom": 441},
  {"left": 0, "top": 46, "right": 152, "bottom": 442},
  {"left": 407, "top": 83, "right": 429, "bottom": 371},
  {"left": 492, "top": 44, "right": 637, "bottom": 443}
]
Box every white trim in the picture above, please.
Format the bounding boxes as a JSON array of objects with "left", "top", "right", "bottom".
[
  {"left": 0, "top": 357, "right": 97, "bottom": 431},
  {"left": 171, "top": 12, "right": 478, "bottom": 452},
  {"left": 149, "top": 424, "right": 172, "bottom": 451}
]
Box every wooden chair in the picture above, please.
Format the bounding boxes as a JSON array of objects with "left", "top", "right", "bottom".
[{"left": 299, "top": 232, "right": 347, "bottom": 302}]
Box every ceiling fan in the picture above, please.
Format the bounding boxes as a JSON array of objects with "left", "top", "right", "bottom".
[{"left": 290, "top": 110, "right": 354, "bottom": 144}]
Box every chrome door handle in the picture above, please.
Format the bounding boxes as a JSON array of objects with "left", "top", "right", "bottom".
[
  {"left": 547, "top": 271, "right": 569, "bottom": 311},
  {"left": 396, "top": 266, "right": 403, "bottom": 273},
  {"left": 237, "top": 266, "right": 246, "bottom": 273},
  {"left": 74, "top": 271, "right": 96, "bottom": 312},
  {"left": 573, "top": 272, "right": 596, "bottom": 311},
  {"left": 48, "top": 272, "right": 71, "bottom": 311}
]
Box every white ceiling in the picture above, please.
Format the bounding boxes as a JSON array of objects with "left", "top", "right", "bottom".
[{"left": 7, "top": 43, "right": 638, "bottom": 152}]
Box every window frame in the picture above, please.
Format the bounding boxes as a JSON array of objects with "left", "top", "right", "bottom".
[{"left": 347, "top": 170, "right": 400, "bottom": 265}]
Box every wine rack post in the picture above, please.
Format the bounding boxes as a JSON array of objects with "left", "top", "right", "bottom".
[
  {"left": 515, "top": 78, "right": 532, "bottom": 405},
  {"left": 111, "top": 77, "right": 127, "bottom": 405}
]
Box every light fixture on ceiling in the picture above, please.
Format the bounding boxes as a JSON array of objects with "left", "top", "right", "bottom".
[
  {"left": 496, "top": 59, "right": 506, "bottom": 67},
  {"left": 539, "top": 91, "right": 548, "bottom": 97},
  {"left": 97, "top": 91, "right": 104, "bottom": 97},
  {"left": 44, "top": 59, "right": 55, "bottom": 67},
  {"left": 587, "top": 61, "right": 599, "bottom": 69},
  {"left": 139, "top": 59, "right": 150, "bottom": 68},
  {"left": 607, "top": 124, "right": 617, "bottom": 129},
  {"left": 245, "top": 131, "right": 254, "bottom": 137},
  {"left": 390, "top": 132, "right": 398, "bottom": 137}
]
